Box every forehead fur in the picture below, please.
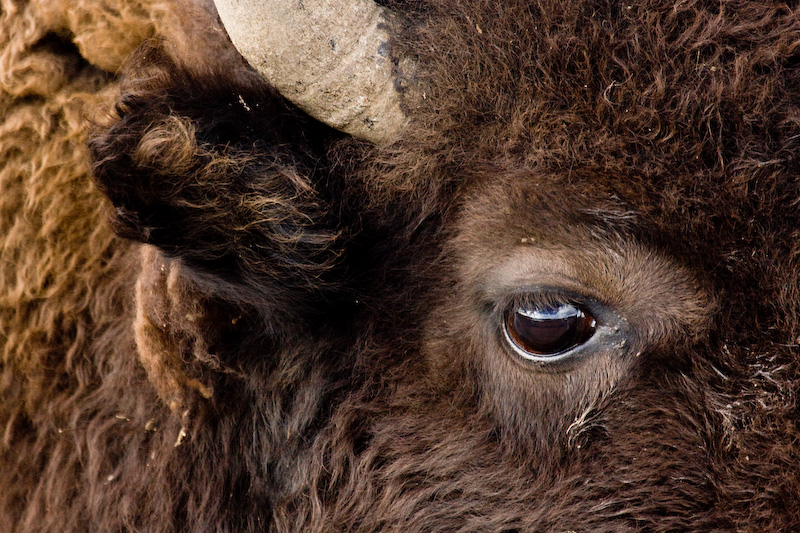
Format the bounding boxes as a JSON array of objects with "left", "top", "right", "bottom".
[
  {"left": 364, "top": 0, "right": 800, "bottom": 339},
  {"left": 389, "top": 0, "right": 800, "bottom": 167}
]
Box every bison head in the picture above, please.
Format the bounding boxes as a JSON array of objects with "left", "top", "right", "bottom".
[{"left": 82, "top": 0, "right": 800, "bottom": 530}]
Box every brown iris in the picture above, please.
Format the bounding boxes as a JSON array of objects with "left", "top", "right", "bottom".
[{"left": 505, "top": 302, "right": 596, "bottom": 358}]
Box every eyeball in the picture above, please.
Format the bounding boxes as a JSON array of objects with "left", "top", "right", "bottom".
[{"left": 504, "top": 301, "right": 596, "bottom": 362}]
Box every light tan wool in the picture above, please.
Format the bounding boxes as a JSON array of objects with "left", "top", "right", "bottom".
[{"left": 1, "top": 5, "right": 221, "bottom": 526}]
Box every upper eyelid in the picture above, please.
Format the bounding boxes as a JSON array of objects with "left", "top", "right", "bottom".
[
  {"left": 493, "top": 286, "right": 608, "bottom": 315},
  {"left": 480, "top": 265, "right": 608, "bottom": 306}
]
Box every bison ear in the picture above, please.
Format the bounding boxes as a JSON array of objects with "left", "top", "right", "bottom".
[{"left": 90, "top": 43, "right": 345, "bottom": 310}]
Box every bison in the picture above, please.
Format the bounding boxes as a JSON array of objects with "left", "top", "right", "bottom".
[{"left": 2, "top": 0, "right": 800, "bottom": 530}]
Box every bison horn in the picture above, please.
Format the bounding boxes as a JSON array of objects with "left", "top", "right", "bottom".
[{"left": 213, "top": 0, "right": 409, "bottom": 144}]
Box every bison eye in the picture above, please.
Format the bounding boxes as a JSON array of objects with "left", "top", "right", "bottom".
[{"left": 504, "top": 302, "right": 596, "bottom": 361}]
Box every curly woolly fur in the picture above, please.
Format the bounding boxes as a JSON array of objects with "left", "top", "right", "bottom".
[{"left": 3, "top": 0, "right": 800, "bottom": 530}]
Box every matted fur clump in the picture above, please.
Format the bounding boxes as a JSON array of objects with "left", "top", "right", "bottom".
[{"left": 3, "top": 0, "right": 800, "bottom": 531}]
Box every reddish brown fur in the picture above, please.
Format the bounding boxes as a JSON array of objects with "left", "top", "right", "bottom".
[{"left": 3, "top": 0, "right": 800, "bottom": 530}]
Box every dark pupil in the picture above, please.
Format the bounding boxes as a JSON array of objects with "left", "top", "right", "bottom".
[{"left": 507, "top": 303, "right": 594, "bottom": 356}]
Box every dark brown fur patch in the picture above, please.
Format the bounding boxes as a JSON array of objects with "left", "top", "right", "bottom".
[{"left": 3, "top": 0, "right": 800, "bottom": 531}]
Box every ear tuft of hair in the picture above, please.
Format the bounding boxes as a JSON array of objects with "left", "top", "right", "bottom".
[{"left": 90, "top": 43, "right": 346, "bottom": 317}]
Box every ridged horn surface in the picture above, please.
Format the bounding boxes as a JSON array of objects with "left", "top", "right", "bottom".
[{"left": 213, "top": 0, "right": 408, "bottom": 144}]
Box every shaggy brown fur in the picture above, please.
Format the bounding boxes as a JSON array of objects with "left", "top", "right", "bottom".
[{"left": 3, "top": 0, "right": 800, "bottom": 530}]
